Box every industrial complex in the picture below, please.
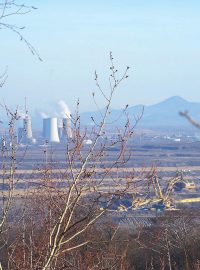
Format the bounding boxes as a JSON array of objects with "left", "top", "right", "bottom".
[{"left": 17, "top": 114, "right": 73, "bottom": 144}]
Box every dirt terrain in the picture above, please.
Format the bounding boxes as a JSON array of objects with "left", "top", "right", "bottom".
[{"left": 1, "top": 137, "right": 200, "bottom": 198}]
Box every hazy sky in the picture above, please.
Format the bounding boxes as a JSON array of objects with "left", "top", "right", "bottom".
[{"left": 1, "top": 0, "right": 200, "bottom": 114}]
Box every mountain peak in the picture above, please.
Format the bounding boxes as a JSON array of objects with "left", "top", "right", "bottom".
[
  {"left": 153, "top": 96, "right": 188, "bottom": 108},
  {"left": 164, "top": 96, "right": 187, "bottom": 103},
  {"left": 158, "top": 96, "right": 187, "bottom": 104}
]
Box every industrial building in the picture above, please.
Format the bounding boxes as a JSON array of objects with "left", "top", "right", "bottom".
[
  {"left": 16, "top": 112, "right": 75, "bottom": 145},
  {"left": 43, "top": 117, "right": 60, "bottom": 143},
  {"left": 18, "top": 116, "right": 35, "bottom": 144}
]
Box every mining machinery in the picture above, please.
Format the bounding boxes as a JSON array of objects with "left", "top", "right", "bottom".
[{"left": 132, "top": 171, "right": 199, "bottom": 211}]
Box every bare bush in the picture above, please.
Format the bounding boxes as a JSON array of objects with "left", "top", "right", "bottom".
[{"left": 0, "top": 53, "right": 144, "bottom": 269}]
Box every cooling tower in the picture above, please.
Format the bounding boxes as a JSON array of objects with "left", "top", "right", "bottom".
[
  {"left": 62, "top": 118, "right": 73, "bottom": 139},
  {"left": 43, "top": 117, "right": 60, "bottom": 143},
  {"left": 18, "top": 116, "right": 33, "bottom": 144},
  {"left": 23, "top": 117, "right": 33, "bottom": 140}
]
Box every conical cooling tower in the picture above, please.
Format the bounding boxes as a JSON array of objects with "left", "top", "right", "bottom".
[{"left": 43, "top": 117, "right": 60, "bottom": 143}]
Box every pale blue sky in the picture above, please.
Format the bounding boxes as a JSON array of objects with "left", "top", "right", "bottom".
[{"left": 1, "top": 0, "right": 200, "bottom": 113}]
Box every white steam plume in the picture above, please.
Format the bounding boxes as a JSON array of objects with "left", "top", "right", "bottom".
[
  {"left": 17, "top": 110, "right": 28, "bottom": 119},
  {"left": 40, "top": 112, "right": 49, "bottom": 119},
  {"left": 58, "top": 100, "right": 71, "bottom": 119}
]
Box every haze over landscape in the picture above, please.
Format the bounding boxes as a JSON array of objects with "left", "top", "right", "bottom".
[
  {"left": 1, "top": 96, "right": 198, "bottom": 131},
  {"left": 1, "top": 0, "right": 200, "bottom": 112}
]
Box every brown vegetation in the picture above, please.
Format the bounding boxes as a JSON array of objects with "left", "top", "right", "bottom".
[{"left": 0, "top": 53, "right": 143, "bottom": 269}]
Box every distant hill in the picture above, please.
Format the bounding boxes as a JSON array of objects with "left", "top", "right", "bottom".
[
  {"left": 79, "top": 96, "right": 200, "bottom": 130},
  {"left": 16, "top": 96, "right": 200, "bottom": 133}
]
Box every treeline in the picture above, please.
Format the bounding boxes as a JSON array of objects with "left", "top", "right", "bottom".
[{"left": 1, "top": 205, "right": 200, "bottom": 270}]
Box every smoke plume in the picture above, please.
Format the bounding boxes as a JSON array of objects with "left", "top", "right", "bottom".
[
  {"left": 17, "top": 110, "right": 28, "bottom": 119},
  {"left": 58, "top": 100, "right": 71, "bottom": 119},
  {"left": 40, "top": 112, "right": 49, "bottom": 119}
]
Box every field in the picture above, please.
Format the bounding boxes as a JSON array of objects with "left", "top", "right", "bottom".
[{"left": 1, "top": 135, "right": 200, "bottom": 202}]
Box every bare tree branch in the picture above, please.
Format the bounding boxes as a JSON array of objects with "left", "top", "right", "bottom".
[{"left": 180, "top": 110, "right": 200, "bottom": 129}]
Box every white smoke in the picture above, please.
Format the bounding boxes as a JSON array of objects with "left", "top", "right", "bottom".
[
  {"left": 17, "top": 110, "right": 27, "bottom": 119},
  {"left": 54, "top": 111, "right": 60, "bottom": 118},
  {"left": 58, "top": 100, "right": 71, "bottom": 119},
  {"left": 40, "top": 112, "right": 49, "bottom": 119},
  {"left": 38, "top": 101, "right": 71, "bottom": 120}
]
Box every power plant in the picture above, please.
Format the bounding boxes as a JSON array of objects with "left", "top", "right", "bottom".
[
  {"left": 43, "top": 117, "right": 60, "bottom": 143},
  {"left": 42, "top": 117, "right": 73, "bottom": 143},
  {"left": 24, "top": 116, "right": 33, "bottom": 141},
  {"left": 15, "top": 101, "right": 76, "bottom": 145},
  {"left": 17, "top": 115, "right": 74, "bottom": 144},
  {"left": 18, "top": 116, "right": 35, "bottom": 144}
]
